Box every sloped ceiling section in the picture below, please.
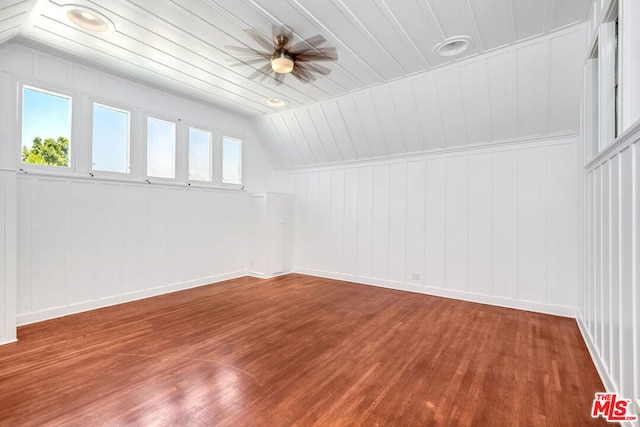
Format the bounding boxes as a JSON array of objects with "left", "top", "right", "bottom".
[
  {"left": 0, "top": 1, "right": 33, "bottom": 46},
  {"left": 253, "top": 25, "right": 586, "bottom": 169},
  {"left": 9, "top": 0, "right": 590, "bottom": 117}
]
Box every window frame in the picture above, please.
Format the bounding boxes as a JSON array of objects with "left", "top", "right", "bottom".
[
  {"left": 187, "top": 125, "right": 214, "bottom": 184},
  {"left": 90, "top": 100, "right": 132, "bottom": 177},
  {"left": 221, "top": 134, "right": 243, "bottom": 187},
  {"left": 18, "top": 82, "right": 75, "bottom": 173},
  {"left": 595, "top": 0, "right": 620, "bottom": 153},
  {"left": 587, "top": 40, "right": 600, "bottom": 159},
  {"left": 144, "top": 114, "right": 178, "bottom": 182}
]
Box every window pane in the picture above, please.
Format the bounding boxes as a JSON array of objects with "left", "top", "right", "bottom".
[
  {"left": 146, "top": 117, "right": 176, "bottom": 178},
  {"left": 21, "top": 86, "right": 72, "bottom": 168},
  {"left": 189, "top": 128, "right": 212, "bottom": 182},
  {"left": 222, "top": 136, "right": 241, "bottom": 184},
  {"left": 92, "top": 104, "right": 130, "bottom": 173}
]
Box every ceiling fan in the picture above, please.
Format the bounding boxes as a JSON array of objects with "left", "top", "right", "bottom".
[{"left": 225, "top": 26, "right": 338, "bottom": 85}]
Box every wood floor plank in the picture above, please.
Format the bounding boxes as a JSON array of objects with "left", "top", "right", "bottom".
[{"left": 0, "top": 274, "right": 607, "bottom": 426}]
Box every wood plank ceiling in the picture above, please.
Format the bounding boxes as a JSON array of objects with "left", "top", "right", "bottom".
[{"left": 3, "top": 0, "right": 591, "bottom": 117}]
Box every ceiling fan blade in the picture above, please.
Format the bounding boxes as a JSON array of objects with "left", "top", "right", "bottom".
[
  {"left": 290, "top": 34, "right": 327, "bottom": 52},
  {"left": 294, "top": 47, "right": 338, "bottom": 62},
  {"left": 226, "top": 57, "right": 269, "bottom": 67},
  {"left": 292, "top": 64, "right": 316, "bottom": 83},
  {"left": 225, "top": 45, "right": 271, "bottom": 58},
  {"left": 273, "top": 72, "right": 285, "bottom": 86},
  {"left": 244, "top": 29, "right": 274, "bottom": 52},
  {"left": 289, "top": 68, "right": 305, "bottom": 83},
  {"left": 302, "top": 62, "right": 332, "bottom": 76},
  {"left": 248, "top": 63, "right": 273, "bottom": 80}
]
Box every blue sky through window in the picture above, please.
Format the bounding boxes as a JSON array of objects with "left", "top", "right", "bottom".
[
  {"left": 222, "top": 136, "right": 241, "bottom": 184},
  {"left": 189, "top": 128, "right": 212, "bottom": 181},
  {"left": 93, "top": 104, "right": 129, "bottom": 173},
  {"left": 147, "top": 117, "right": 176, "bottom": 178},
  {"left": 22, "top": 86, "right": 71, "bottom": 151}
]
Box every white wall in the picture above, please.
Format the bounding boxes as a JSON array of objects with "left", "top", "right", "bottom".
[
  {"left": 577, "top": 0, "right": 640, "bottom": 415},
  {"left": 290, "top": 137, "right": 580, "bottom": 316},
  {"left": 0, "top": 43, "right": 276, "bottom": 326},
  {"left": 0, "top": 172, "right": 17, "bottom": 344},
  {"left": 579, "top": 124, "right": 640, "bottom": 417},
  {"left": 16, "top": 177, "right": 247, "bottom": 325}
]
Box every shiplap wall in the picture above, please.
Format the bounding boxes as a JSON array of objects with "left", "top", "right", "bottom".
[
  {"left": 254, "top": 25, "right": 586, "bottom": 168},
  {"left": 579, "top": 123, "right": 640, "bottom": 413},
  {"left": 0, "top": 43, "right": 271, "bottom": 326},
  {"left": 291, "top": 137, "right": 580, "bottom": 316}
]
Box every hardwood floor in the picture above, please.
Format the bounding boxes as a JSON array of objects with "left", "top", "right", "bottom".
[{"left": 0, "top": 274, "right": 607, "bottom": 426}]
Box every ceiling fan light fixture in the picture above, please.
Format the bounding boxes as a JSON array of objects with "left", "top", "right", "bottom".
[
  {"left": 434, "top": 36, "right": 472, "bottom": 57},
  {"left": 63, "top": 5, "right": 115, "bottom": 32},
  {"left": 271, "top": 52, "right": 294, "bottom": 74}
]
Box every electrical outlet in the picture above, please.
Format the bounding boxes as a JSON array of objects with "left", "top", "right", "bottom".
[{"left": 412, "top": 272, "right": 420, "bottom": 281}]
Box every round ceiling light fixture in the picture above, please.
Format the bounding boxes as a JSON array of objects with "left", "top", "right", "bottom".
[
  {"left": 264, "top": 97, "right": 290, "bottom": 108},
  {"left": 63, "top": 5, "right": 115, "bottom": 32},
  {"left": 434, "top": 36, "right": 472, "bottom": 57},
  {"left": 271, "top": 52, "right": 295, "bottom": 74}
]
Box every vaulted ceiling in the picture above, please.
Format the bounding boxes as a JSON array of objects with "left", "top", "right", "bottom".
[{"left": 2, "top": 0, "right": 590, "bottom": 118}]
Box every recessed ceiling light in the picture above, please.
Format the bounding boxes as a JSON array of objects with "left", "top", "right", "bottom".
[
  {"left": 63, "top": 5, "right": 115, "bottom": 33},
  {"left": 434, "top": 36, "right": 472, "bottom": 57},
  {"left": 264, "top": 98, "right": 290, "bottom": 108}
]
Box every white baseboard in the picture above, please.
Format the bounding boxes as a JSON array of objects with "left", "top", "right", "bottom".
[
  {"left": 293, "top": 268, "right": 577, "bottom": 318},
  {"left": 16, "top": 271, "right": 248, "bottom": 326},
  {"left": 0, "top": 338, "right": 17, "bottom": 346},
  {"left": 247, "top": 270, "right": 292, "bottom": 279},
  {"left": 576, "top": 317, "right": 616, "bottom": 393}
]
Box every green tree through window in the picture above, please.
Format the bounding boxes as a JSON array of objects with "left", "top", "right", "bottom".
[{"left": 21, "top": 136, "right": 69, "bottom": 166}]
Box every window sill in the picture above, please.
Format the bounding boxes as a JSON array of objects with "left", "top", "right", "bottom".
[{"left": 11, "top": 168, "right": 246, "bottom": 193}]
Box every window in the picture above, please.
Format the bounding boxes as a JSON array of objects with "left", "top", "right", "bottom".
[
  {"left": 590, "top": 2, "right": 621, "bottom": 154},
  {"left": 146, "top": 117, "right": 176, "bottom": 179},
  {"left": 92, "top": 103, "right": 130, "bottom": 174},
  {"left": 188, "top": 127, "right": 212, "bottom": 182},
  {"left": 222, "top": 136, "right": 242, "bottom": 185},
  {"left": 21, "top": 86, "right": 72, "bottom": 168}
]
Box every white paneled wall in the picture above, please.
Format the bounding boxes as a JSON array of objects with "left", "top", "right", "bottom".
[
  {"left": 577, "top": 1, "right": 640, "bottom": 415},
  {"left": 0, "top": 172, "right": 17, "bottom": 344},
  {"left": 254, "top": 25, "right": 586, "bottom": 168},
  {"left": 578, "top": 125, "right": 640, "bottom": 408},
  {"left": 292, "top": 137, "right": 580, "bottom": 316},
  {"left": 0, "top": 44, "right": 272, "bottom": 328},
  {"left": 16, "top": 176, "right": 247, "bottom": 325}
]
